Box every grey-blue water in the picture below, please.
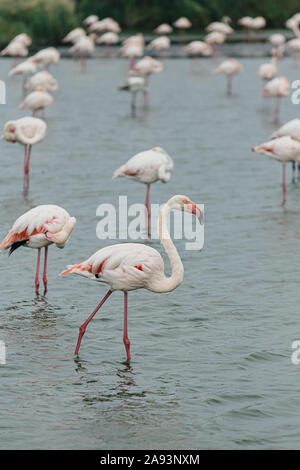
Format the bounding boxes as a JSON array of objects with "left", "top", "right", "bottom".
[{"left": 1, "top": 54, "right": 300, "bottom": 450}]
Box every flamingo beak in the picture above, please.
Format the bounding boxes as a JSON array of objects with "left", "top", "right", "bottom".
[{"left": 185, "top": 201, "right": 204, "bottom": 224}]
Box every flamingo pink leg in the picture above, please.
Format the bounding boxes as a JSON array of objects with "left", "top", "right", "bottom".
[
  {"left": 227, "top": 75, "right": 232, "bottom": 95},
  {"left": 274, "top": 97, "right": 280, "bottom": 122},
  {"left": 81, "top": 54, "right": 86, "bottom": 72},
  {"left": 43, "top": 246, "right": 48, "bottom": 294},
  {"left": 35, "top": 248, "right": 41, "bottom": 295},
  {"left": 143, "top": 90, "right": 148, "bottom": 108},
  {"left": 74, "top": 290, "right": 113, "bottom": 355},
  {"left": 123, "top": 292, "right": 130, "bottom": 361},
  {"left": 145, "top": 183, "right": 151, "bottom": 238},
  {"left": 23, "top": 144, "right": 32, "bottom": 194},
  {"left": 282, "top": 163, "right": 287, "bottom": 206},
  {"left": 129, "top": 57, "right": 135, "bottom": 71}
]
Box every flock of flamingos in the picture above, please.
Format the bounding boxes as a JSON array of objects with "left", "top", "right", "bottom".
[{"left": 1, "top": 12, "right": 300, "bottom": 361}]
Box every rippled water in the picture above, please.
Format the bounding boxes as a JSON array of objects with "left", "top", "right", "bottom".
[{"left": 1, "top": 55, "right": 300, "bottom": 449}]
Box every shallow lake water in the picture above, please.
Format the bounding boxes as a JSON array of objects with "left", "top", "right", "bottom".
[{"left": 1, "top": 55, "right": 300, "bottom": 449}]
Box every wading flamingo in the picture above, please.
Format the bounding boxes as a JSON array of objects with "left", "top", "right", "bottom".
[
  {"left": 19, "top": 87, "right": 53, "bottom": 117},
  {"left": 113, "top": 147, "right": 174, "bottom": 237},
  {"left": 132, "top": 56, "right": 163, "bottom": 107},
  {"left": 185, "top": 41, "right": 213, "bottom": 70},
  {"left": 214, "top": 59, "right": 243, "bottom": 95},
  {"left": 252, "top": 136, "right": 300, "bottom": 205},
  {"left": 83, "top": 15, "right": 99, "bottom": 27},
  {"left": 204, "top": 32, "right": 226, "bottom": 55},
  {"left": 262, "top": 76, "right": 290, "bottom": 122},
  {"left": 148, "top": 36, "right": 170, "bottom": 59},
  {"left": 96, "top": 32, "right": 119, "bottom": 57},
  {"left": 206, "top": 22, "right": 234, "bottom": 35},
  {"left": 119, "top": 75, "right": 146, "bottom": 115},
  {"left": 60, "top": 195, "right": 201, "bottom": 361},
  {"left": 31, "top": 47, "right": 60, "bottom": 70},
  {"left": 2, "top": 117, "right": 46, "bottom": 194},
  {"left": 0, "top": 205, "right": 76, "bottom": 295},
  {"left": 70, "top": 35, "right": 95, "bottom": 71},
  {"left": 271, "top": 118, "right": 300, "bottom": 180},
  {"left": 1, "top": 41, "right": 28, "bottom": 67},
  {"left": 9, "top": 59, "right": 37, "bottom": 93},
  {"left": 25, "top": 71, "right": 58, "bottom": 92},
  {"left": 62, "top": 28, "right": 86, "bottom": 44},
  {"left": 258, "top": 49, "right": 277, "bottom": 84},
  {"left": 173, "top": 17, "right": 192, "bottom": 43}
]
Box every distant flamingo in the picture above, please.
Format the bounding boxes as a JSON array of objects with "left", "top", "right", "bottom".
[
  {"left": 154, "top": 24, "right": 173, "bottom": 35},
  {"left": 31, "top": 47, "right": 60, "bottom": 70},
  {"left": 185, "top": 41, "right": 213, "bottom": 70},
  {"left": 9, "top": 59, "right": 37, "bottom": 92},
  {"left": 0, "top": 205, "right": 76, "bottom": 295},
  {"left": 269, "top": 34, "right": 285, "bottom": 58},
  {"left": 214, "top": 59, "right": 243, "bottom": 95},
  {"left": 120, "top": 34, "right": 144, "bottom": 70},
  {"left": 258, "top": 49, "right": 277, "bottom": 84},
  {"left": 96, "top": 32, "right": 119, "bottom": 57},
  {"left": 252, "top": 136, "right": 300, "bottom": 205},
  {"left": 132, "top": 56, "right": 163, "bottom": 106},
  {"left": 2, "top": 117, "right": 46, "bottom": 194},
  {"left": 119, "top": 75, "right": 146, "bottom": 115},
  {"left": 113, "top": 147, "right": 174, "bottom": 237},
  {"left": 70, "top": 35, "right": 95, "bottom": 71},
  {"left": 204, "top": 32, "right": 226, "bottom": 55},
  {"left": 262, "top": 76, "right": 290, "bottom": 122},
  {"left": 19, "top": 87, "right": 53, "bottom": 116},
  {"left": 1, "top": 40, "right": 28, "bottom": 67},
  {"left": 60, "top": 195, "right": 201, "bottom": 361},
  {"left": 25, "top": 71, "right": 58, "bottom": 92},
  {"left": 148, "top": 36, "right": 170, "bottom": 59},
  {"left": 173, "top": 17, "right": 192, "bottom": 44},
  {"left": 206, "top": 22, "right": 234, "bottom": 35},
  {"left": 63, "top": 28, "right": 86, "bottom": 44},
  {"left": 83, "top": 15, "right": 99, "bottom": 27}
]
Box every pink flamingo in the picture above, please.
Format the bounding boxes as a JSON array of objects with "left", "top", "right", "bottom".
[
  {"left": 60, "top": 195, "right": 201, "bottom": 361},
  {"left": 262, "top": 76, "right": 290, "bottom": 122},
  {"left": 252, "top": 136, "right": 300, "bottom": 205},
  {"left": 214, "top": 59, "right": 243, "bottom": 95},
  {"left": 19, "top": 86, "right": 53, "bottom": 117},
  {"left": 0, "top": 205, "right": 76, "bottom": 295},
  {"left": 113, "top": 147, "right": 174, "bottom": 237},
  {"left": 2, "top": 117, "right": 46, "bottom": 194}
]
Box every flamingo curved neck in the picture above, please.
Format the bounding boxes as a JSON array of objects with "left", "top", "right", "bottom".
[{"left": 152, "top": 203, "right": 184, "bottom": 293}]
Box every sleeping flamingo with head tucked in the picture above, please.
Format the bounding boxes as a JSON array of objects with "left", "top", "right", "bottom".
[
  {"left": 60, "top": 195, "right": 202, "bottom": 362},
  {"left": 0, "top": 205, "right": 76, "bottom": 295}
]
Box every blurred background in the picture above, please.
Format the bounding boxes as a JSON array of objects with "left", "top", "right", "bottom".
[{"left": 1, "top": 0, "right": 300, "bottom": 47}]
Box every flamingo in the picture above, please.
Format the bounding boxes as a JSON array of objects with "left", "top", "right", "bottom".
[
  {"left": 271, "top": 118, "right": 300, "bottom": 181},
  {"left": 96, "top": 32, "right": 119, "bottom": 57},
  {"left": 89, "top": 18, "right": 121, "bottom": 34},
  {"left": 206, "top": 22, "right": 234, "bottom": 35},
  {"left": 118, "top": 75, "right": 146, "bottom": 115},
  {"left": 154, "top": 24, "right": 173, "bottom": 35},
  {"left": 132, "top": 56, "right": 163, "bottom": 107},
  {"left": 214, "top": 59, "right": 243, "bottom": 95},
  {"left": 262, "top": 76, "right": 290, "bottom": 122},
  {"left": 25, "top": 71, "right": 58, "bottom": 92},
  {"left": 70, "top": 35, "right": 95, "bottom": 71},
  {"left": 251, "top": 136, "right": 300, "bottom": 205},
  {"left": 184, "top": 41, "right": 213, "bottom": 70},
  {"left": 0, "top": 205, "right": 76, "bottom": 295},
  {"left": 173, "top": 17, "right": 192, "bottom": 43},
  {"left": 120, "top": 34, "right": 144, "bottom": 70},
  {"left": 31, "top": 47, "right": 60, "bottom": 70},
  {"left": 204, "top": 32, "right": 226, "bottom": 55},
  {"left": 1, "top": 117, "right": 47, "bottom": 194},
  {"left": 113, "top": 147, "right": 174, "bottom": 237},
  {"left": 60, "top": 195, "right": 201, "bottom": 361},
  {"left": 9, "top": 59, "right": 37, "bottom": 93},
  {"left": 1, "top": 40, "right": 28, "bottom": 67},
  {"left": 12, "top": 34, "right": 32, "bottom": 47},
  {"left": 148, "top": 36, "right": 170, "bottom": 59},
  {"left": 19, "top": 86, "right": 53, "bottom": 117},
  {"left": 269, "top": 34, "right": 285, "bottom": 58},
  {"left": 62, "top": 28, "right": 86, "bottom": 44},
  {"left": 83, "top": 15, "right": 99, "bottom": 27},
  {"left": 258, "top": 49, "right": 277, "bottom": 84}
]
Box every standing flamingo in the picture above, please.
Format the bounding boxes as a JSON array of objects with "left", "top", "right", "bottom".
[
  {"left": 271, "top": 118, "right": 300, "bottom": 181},
  {"left": 70, "top": 35, "right": 95, "bottom": 71},
  {"left": 0, "top": 205, "right": 76, "bottom": 295},
  {"left": 154, "top": 24, "right": 173, "bottom": 35},
  {"left": 25, "top": 71, "right": 58, "bottom": 92},
  {"left": 19, "top": 86, "right": 53, "bottom": 117},
  {"left": 9, "top": 59, "right": 37, "bottom": 93},
  {"left": 251, "top": 136, "right": 300, "bottom": 205},
  {"left": 60, "top": 195, "right": 201, "bottom": 361},
  {"left": 2, "top": 117, "right": 47, "bottom": 194},
  {"left": 31, "top": 47, "right": 60, "bottom": 71},
  {"left": 214, "top": 59, "right": 243, "bottom": 95},
  {"left": 113, "top": 147, "right": 174, "bottom": 237},
  {"left": 118, "top": 75, "right": 146, "bottom": 115},
  {"left": 173, "top": 17, "right": 192, "bottom": 44},
  {"left": 262, "top": 76, "right": 290, "bottom": 122},
  {"left": 257, "top": 49, "right": 277, "bottom": 85},
  {"left": 132, "top": 56, "right": 163, "bottom": 107}
]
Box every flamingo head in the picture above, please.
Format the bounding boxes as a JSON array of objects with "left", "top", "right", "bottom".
[
  {"left": 168, "top": 195, "right": 203, "bottom": 223},
  {"left": 2, "top": 121, "right": 17, "bottom": 143}
]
